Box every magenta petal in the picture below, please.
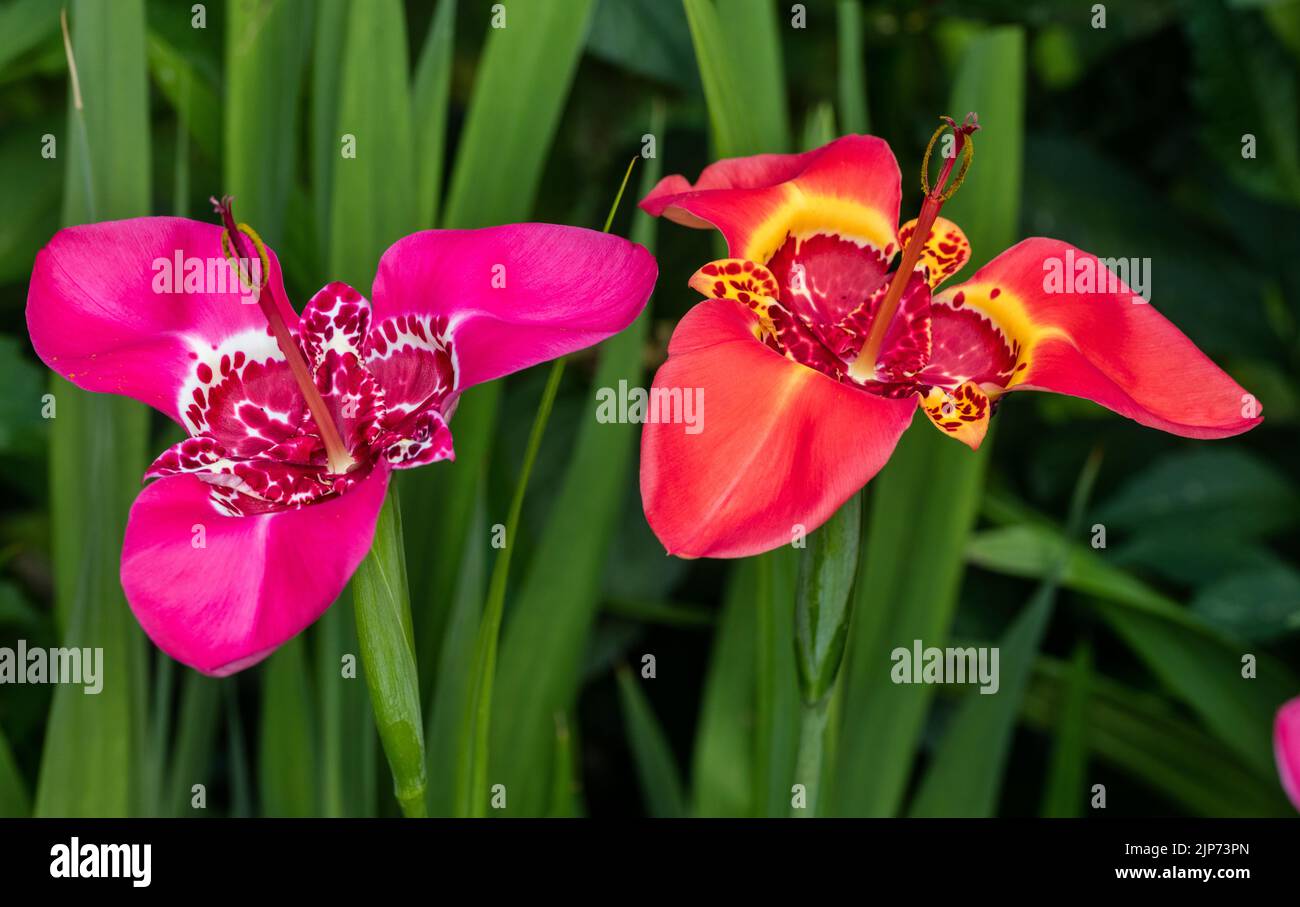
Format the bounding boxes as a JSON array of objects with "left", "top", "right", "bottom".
[
  {"left": 1277, "top": 695, "right": 1300, "bottom": 812},
  {"left": 370, "top": 224, "right": 657, "bottom": 391},
  {"left": 27, "top": 217, "right": 292, "bottom": 424},
  {"left": 121, "top": 466, "right": 389, "bottom": 675}
]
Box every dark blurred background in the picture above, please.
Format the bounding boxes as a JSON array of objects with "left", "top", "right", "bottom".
[{"left": 0, "top": 0, "right": 1297, "bottom": 818}]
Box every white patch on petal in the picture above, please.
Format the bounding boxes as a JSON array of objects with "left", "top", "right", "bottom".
[{"left": 177, "top": 329, "right": 285, "bottom": 435}]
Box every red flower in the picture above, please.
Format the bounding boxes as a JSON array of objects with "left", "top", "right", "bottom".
[{"left": 639, "top": 129, "right": 1261, "bottom": 558}]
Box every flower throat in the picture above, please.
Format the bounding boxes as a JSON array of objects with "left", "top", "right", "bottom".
[{"left": 210, "top": 196, "right": 355, "bottom": 475}]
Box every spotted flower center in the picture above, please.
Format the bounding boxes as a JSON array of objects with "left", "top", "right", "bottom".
[
  {"left": 146, "top": 200, "right": 458, "bottom": 516},
  {"left": 686, "top": 114, "right": 1030, "bottom": 449}
]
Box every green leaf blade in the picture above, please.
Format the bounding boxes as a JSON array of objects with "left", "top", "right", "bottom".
[{"left": 36, "top": 0, "right": 151, "bottom": 819}]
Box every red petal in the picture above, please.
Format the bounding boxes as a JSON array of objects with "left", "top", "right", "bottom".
[
  {"left": 640, "top": 300, "right": 916, "bottom": 558},
  {"left": 639, "top": 135, "right": 901, "bottom": 272},
  {"left": 935, "top": 239, "right": 1263, "bottom": 438}
]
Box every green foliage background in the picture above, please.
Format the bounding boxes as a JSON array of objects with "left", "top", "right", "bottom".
[{"left": 0, "top": 0, "right": 1297, "bottom": 817}]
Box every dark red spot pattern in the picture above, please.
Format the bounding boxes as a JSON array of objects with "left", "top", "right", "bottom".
[{"left": 157, "top": 282, "right": 458, "bottom": 516}]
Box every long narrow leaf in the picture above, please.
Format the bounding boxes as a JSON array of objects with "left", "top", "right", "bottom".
[
  {"left": 1098, "top": 601, "right": 1294, "bottom": 779},
  {"left": 411, "top": 0, "right": 456, "bottom": 229},
  {"left": 36, "top": 0, "right": 151, "bottom": 819},
  {"left": 968, "top": 515, "right": 1300, "bottom": 776},
  {"left": 753, "top": 547, "right": 800, "bottom": 817},
  {"left": 225, "top": 0, "right": 311, "bottom": 246},
  {"left": 715, "top": 0, "right": 790, "bottom": 151},
  {"left": 1023, "top": 656, "right": 1290, "bottom": 817},
  {"left": 690, "top": 560, "right": 758, "bottom": 816},
  {"left": 909, "top": 448, "right": 1099, "bottom": 816},
  {"left": 309, "top": 0, "right": 348, "bottom": 258},
  {"left": 682, "top": 0, "right": 762, "bottom": 156},
  {"left": 488, "top": 138, "right": 662, "bottom": 817},
  {"left": 405, "top": 0, "right": 597, "bottom": 707},
  {"left": 836, "top": 0, "right": 868, "bottom": 134},
  {"left": 455, "top": 363, "right": 564, "bottom": 817},
  {"left": 327, "top": 0, "right": 415, "bottom": 289},
  {"left": 1039, "top": 643, "right": 1091, "bottom": 818},
  {"left": 147, "top": 30, "right": 220, "bottom": 160},
  {"left": 316, "top": 600, "right": 375, "bottom": 817},
  {"left": 425, "top": 490, "right": 487, "bottom": 815},
  {"left": 0, "top": 724, "right": 29, "bottom": 817},
  {"left": 908, "top": 585, "right": 1054, "bottom": 816},
  {"left": 164, "top": 673, "right": 221, "bottom": 817},
  {"left": 548, "top": 712, "right": 580, "bottom": 818},
  {"left": 257, "top": 637, "right": 316, "bottom": 817},
  {"left": 616, "top": 665, "right": 687, "bottom": 818},
  {"left": 441, "top": 1, "right": 596, "bottom": 228}
]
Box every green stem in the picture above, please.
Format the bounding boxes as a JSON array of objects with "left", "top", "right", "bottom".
[
  {"left": 792, "top": 697, "right": 830, "bottom": 817},
  {"left": 791, "top": 491, "right": 863, "bottom": 817},
  {"left": 353, "top": 490, "right": 428, "bottom": 817}
]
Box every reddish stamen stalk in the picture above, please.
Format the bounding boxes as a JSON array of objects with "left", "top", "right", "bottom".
[
  {"left": 850, "top": 114, "right": 978, "bottom": 382},
  {"left": 212, "top": 197, "right": 355, "bottom": 475}
]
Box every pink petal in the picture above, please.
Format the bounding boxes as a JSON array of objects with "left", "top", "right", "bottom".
[
  {"left": 27, "top": 217, "right": 293, "bottom": 425},
  {"left": 934, "top": 238, "right": 1262, "bottom": 438},
  {"left": 121, "top": 466, "right": 390, "bottom": 675},
  {"left": 369, "top": 224, "right": 657, "bottom": 393},
  {"left": 640, "top": 299, "right": 916, "bottom": 558},
  {"left": 1277, "top": 695, "right": 1300, "bottom": 812}
]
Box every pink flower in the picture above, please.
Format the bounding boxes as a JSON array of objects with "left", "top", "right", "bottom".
[
  {"left": 638, "top": 131, "right": 1261, "bottom": 558},
  {"left": 1277, "top": 695, "right": 1300, "bottom": 812},
  {"left": 27, "top": 202, "right": 656, "bottom": 674}
]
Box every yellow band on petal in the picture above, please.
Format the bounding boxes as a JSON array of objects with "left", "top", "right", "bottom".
[
  {"left": 740, "top": 187, "right": 897, "bottom": 266},
  {"left": 933, "top": 282, "right": 1068, "bottom": 391}
]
